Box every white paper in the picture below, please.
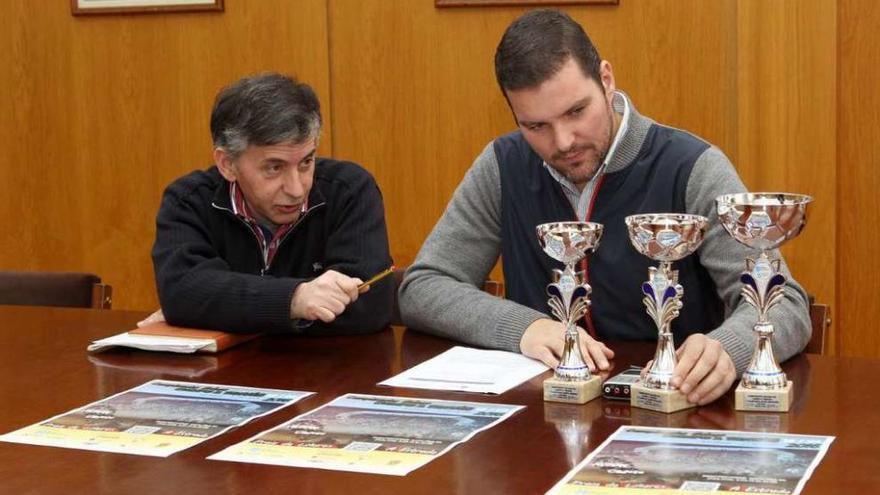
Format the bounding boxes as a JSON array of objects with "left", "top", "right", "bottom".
[
  {"left": 87, "top": 332, "right": 214, "bottom": 353},
  {"left": 379, "top": 346, "right": 549, "bottom": 394}
]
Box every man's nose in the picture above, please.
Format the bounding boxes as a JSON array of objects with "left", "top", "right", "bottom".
[
  {"left": 282, "top": 169, "right": 305, "bottom": 198},
  {"left": 553, "top": 123, "right": 576, "bottom": 153}
]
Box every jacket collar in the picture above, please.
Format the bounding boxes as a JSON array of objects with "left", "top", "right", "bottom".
[{"left": 604, "top": 91, "right": 654, "bottom": 175}]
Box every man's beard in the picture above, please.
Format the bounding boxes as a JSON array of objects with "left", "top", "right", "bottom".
[{"left": 555, "top": 108, "right": 615, "bottom": 185}]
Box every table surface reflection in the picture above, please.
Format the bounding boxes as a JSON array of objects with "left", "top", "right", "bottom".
[{"left": 0, "top": 305, "right": 876, "bottom": 494}]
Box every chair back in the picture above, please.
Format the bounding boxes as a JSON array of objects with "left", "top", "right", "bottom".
[
  {"left": 0, "top": 271, "right": 112, "bottom": 309},
  {"left": 805, "top": 302, "right": 831, "bottom": 354}
]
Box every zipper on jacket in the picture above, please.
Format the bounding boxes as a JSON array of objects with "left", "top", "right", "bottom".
[{"left": 211, "top": 200, "right": 326, "bottom": 275}]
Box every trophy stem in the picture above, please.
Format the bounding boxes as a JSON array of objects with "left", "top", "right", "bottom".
[
  {"left": 555, "top": 321, "right": 589, "bottom": 382},
  {"left": 639, "top": 263, "right": 683, "bottom": 390},
  {"left": 739, "top": 251, "right": 788, "bottom": 390},
  {"left": 741, "top": 322, "right": 787, "bottom": 389},
  {"left": 644, "top": 325, "right": 676, "bottom": 389}
]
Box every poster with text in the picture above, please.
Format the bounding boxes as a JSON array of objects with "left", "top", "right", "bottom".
[
  {"left": 548, "top": 426, "right": 834, "bottom": 495},
  {"left": 1, "top": 380, "right": 312, "bottom": 457},
  {"left": 209, "top": 393, "right": 523, "bottom": 475}
]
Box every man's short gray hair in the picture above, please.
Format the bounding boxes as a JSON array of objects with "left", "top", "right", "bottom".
[{"left": 210, "top": 73, "right": 322, "bottom": 159}]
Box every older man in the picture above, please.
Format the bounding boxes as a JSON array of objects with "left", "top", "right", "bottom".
[{"left": 151, "top": 73, "right": 392, "bottom": 334}]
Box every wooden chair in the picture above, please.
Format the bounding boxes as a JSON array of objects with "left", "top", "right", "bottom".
[
  {"left": 805, "top": 302, "right": 831, "bottom": 354},
  {"left": 0, "top": 271, "right": 113, "bottom": 309}
]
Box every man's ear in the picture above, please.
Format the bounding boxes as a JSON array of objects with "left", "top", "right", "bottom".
[
  {"left": 599, "top": 60, "right": 616, "bottom": 101},
  {"left": 214, "top": 147, "right": 237, "bottom": 182}
]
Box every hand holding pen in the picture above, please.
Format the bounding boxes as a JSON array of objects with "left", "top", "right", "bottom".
[{"left": 291, "top": 266, "right": 395, "bottom": 322}]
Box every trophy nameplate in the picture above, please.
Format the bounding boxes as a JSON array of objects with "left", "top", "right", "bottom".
[
  {"left": 544, "top": 375, "right": 602, "bottom": 404},
  {"left": 630, "top": 383, "right": 695, "bottom": 414},
  {"left": 735, "top": 381, "right": 793, "bottom": 412},
  {"left": 625, "top": 213, "right": 708, "bottom": 414},
  {"left": 536, "top": 222, "right": 604, "bottom": 405},
  {"left": 717, "top": 192, "right": 812, "bottom": 413}
]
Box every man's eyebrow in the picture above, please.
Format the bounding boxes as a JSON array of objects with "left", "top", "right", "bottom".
[
  {"left": 564, "top": 96, "right": 591, "bottom": 114},
  {"left": 518, "top": 96, "right": 592, "bottom": 126},
  {"left": 300, "top": 149, "right": 316, "bottom": 164},
  {"left": 517, "top": 117, "right": 545, "bottom": 127}
]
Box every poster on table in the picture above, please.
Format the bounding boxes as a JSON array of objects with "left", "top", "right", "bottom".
[
  {"left": 0, "top": 380, "right": 312, "bottom": 457},
  {"left": 547, "top": 426, "right": 834, "bottom": 495},
  {"left": 209, "top": 393, "right": 524, "bottom": 476}
]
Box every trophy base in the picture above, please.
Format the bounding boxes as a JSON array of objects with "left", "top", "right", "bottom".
[
  {"left": 735, "top": 381, "right": 793, "bottom": 412},
  {"left": 630, "top": 382, "right": 696, "bottom": 413},
  {"left": 543, "top": 375, "right": 602, "bottom": 404}
]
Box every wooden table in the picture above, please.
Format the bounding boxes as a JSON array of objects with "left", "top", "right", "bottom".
[{"left": 0, "top": 305, "right": 876, "bottom": 494}]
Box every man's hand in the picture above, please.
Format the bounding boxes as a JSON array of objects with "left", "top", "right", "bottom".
[
  {"left": 137, "top": 309, "right": 165, "bottom": 327},
  {"left": 520, "top": 318, "right": 614, "bottom": 371},
  {"left": 290, "top": 270, "right": 364, "bottom": 323},
  {"left": 671, "top": 334, "right": 736, "bottom": 405}
]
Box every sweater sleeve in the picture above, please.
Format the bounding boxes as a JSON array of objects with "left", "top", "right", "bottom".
[
  {"left": 307, "top": 166, "right": 394, "bottom": 334},
  {"left": 399, "top": 143, "right": 548, "bottom": 352},
  {"left": 152, "top": 179, "right": 300, "bottom": 334},
  {"left": 685, "top": 146, "right": 812, "bottom": 373}
]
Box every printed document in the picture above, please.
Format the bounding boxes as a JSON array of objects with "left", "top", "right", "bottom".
[{"left": 379, "top": 346, "right": 549, "bottom": 394}]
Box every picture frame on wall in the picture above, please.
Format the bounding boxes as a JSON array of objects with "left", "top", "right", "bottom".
[
  {"left": 71, "top": 0, "right": 224, "bottom": 15},
  {"left": 436, "top": 0, "right": 617, "bottom": 7}
]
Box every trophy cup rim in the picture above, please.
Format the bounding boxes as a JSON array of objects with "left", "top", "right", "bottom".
[
  {"left": 535, "top": 221, "right": 604, "bottom": 236},
  {"left": 624, "top": 213, "right": 708, "bottom": 262},
  {"left": 715, "top": 192, "right": 814, "bottom": 208},
  {"left": 624, "top": 213, "right": 709, "bottom": 228}
]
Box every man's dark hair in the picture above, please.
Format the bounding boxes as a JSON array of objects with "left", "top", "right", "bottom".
[
  {"left": 210, "top": 73, "right": 322, "bottom": 159},
  {"left": 495, "top": 9, "right": 602, "bottom": 92}
]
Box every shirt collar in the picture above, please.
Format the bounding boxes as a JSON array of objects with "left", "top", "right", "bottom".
[{"left": 228, "top": 181, "right": 308, "bottom": 233}]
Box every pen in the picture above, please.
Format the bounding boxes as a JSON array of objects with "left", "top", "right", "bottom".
[{"left": 357, "top": 266, "right": 395, "bottom": 290}]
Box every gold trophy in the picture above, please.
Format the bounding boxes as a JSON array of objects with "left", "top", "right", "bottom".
[
  {"left": 625, "top": 213, "right": 709, "bottom": 413},
  {"left": 536, "top": 221, "right": 604, "bottom": 404},
  {"left": 716, "top": 192, "right": 812, "bottom": 412}
]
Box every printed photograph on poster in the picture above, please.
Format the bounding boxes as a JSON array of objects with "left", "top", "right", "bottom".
[
  {"left": 0, "top": 380, "right": 311, "bottom": 457},
  {"left": 547, "top": 426, "right": 835, "bottom": 495},
  {"left": 210, "top": 393, "right": 524, "bottom": 476}
]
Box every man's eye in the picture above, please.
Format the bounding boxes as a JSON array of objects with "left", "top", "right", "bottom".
[
  {"left": 569, "top": 107, "right": 584, "bottom": 117},
  {"left": 526, "top": 124, "right": 544, "bottom": 132},
  {"left": 265, "top": 164, "right": 283, "bottom": 175}
]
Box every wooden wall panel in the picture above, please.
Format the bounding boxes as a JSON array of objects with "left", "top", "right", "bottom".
[
  {"left": 735, "top": 0, "right": 837, "bottom": 351},
  {"left": 839, "top": 0, "right": 880, "bottom": 358},
  {"left": 0, "top": 1, "right": 331, "bottom": 310}
]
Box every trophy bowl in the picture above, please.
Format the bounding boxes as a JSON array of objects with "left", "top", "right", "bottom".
[
  {"left": 536, "top": 222, "right": 603, "bottom": 265},
  {"left": 716, "top": 193, "right": 812, "bottom": 251},
  {"left": 624, "top": 214, "right": 709, "bottom": 262}
]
